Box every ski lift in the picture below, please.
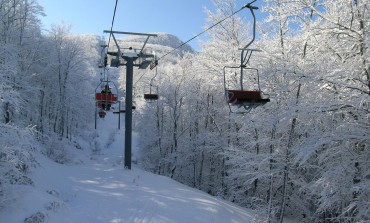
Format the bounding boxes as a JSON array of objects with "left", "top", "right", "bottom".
[
  {"left": 144, "top": 64, "right": 159, "bottom": 101},
  {"left": 223, "top": 1, "right": 269, "bottom": 113},
  {"left": 95, "top": 73, "right": 119, "bottom": 112},
  {"left": 94, "top": 67, "right": 122, "bottom": 129},
  {"left": 95, "top": 84, "right": 118, "bottom": 111},
  {"left": 144, "top": 86, "right": 159, "bottom": 100},
  {"left": 98, "top": 109, "right": 106, "bottom": 118},
  {"left": 96, "top": 49, "right": 113, "bottom": 109}
]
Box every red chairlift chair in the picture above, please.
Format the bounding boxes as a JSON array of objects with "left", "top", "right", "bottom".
[
  {"left": 96, "top": 93, "right": 116, "bottom": 111},
  {"left": 224, "top": 65, "right": 270, "bottom": 113},
  {"left": 95, "top": 84, "right": 118, "bottom": 111},
  {"left": 94, "top": 79, "right": 120, "bottom": 129},
  {"left": 98, "top": 109, "right": 106, "bottom": 118},
  {"left": 223, "top": 1, "right": 270, "bottom": 113},
  {"left": 226, "top": 89, "right": 270, "bottom": 105}
]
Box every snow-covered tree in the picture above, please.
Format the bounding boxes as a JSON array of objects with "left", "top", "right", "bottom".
[{"left": 32, "top": 25, "right": 99, "bottom": 138}]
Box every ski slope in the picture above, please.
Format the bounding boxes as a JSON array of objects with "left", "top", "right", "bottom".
[{"left": 0, "top": 111, "right": 256, "bottom": 223}]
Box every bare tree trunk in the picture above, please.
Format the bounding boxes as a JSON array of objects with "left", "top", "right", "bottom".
[
  {"left": 353, "top": 0, "right": 370, "bottom": 94},
  {"left": 267, "top": 122, "right": 277, "bottom": 222},
  {"left": 198, "top": 150, "right": 205, "bottom": 189},
  {"left": 279, "top": 83, "right": 301, "bottom": 223},
  {"left": 253, "top": 128, "right": 259, "bottom": 193}
]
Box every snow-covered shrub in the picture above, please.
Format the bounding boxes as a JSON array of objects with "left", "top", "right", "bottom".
[
  {"left": 24, "top": 211, "right": 46, "bottom": 223},
  {"left": 88, "top": 131, "right": 101, "bottom": 156},
  {"left": 0, "top": 124, "right": 37, "bottom": 209},
  {"left": 42, "top": 136, "right": 73, "bottom": 164}
]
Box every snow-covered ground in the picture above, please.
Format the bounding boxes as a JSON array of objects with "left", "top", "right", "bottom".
[{"left": 0, "top": 111, "right": 259, "bottom": 223}]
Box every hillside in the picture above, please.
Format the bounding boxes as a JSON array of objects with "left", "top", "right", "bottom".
[
  {"left": 0, "top": 112, "right": 256, "bottom": 223},
  {"left": 123, "top": 32, "right": 194, "bottom": 54},
  {"left": 107, "top": 32, "right": 194, "bottom": 64}
]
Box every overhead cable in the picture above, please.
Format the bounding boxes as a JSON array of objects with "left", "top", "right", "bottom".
[
  {"left": 157, "top": 1, "right": 254, "bottom": 61},
  {"left": 137, "top": 1, "right": 256, "bottom": 85},
  {"left": 107, "top": 0, "right": 119, "bottom": 48}
]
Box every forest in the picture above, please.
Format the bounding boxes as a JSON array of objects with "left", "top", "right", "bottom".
[{"left": 0, "top": 0, "right": 369, "bottom": 222}]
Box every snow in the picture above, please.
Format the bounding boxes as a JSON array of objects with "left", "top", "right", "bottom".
[{"left": 0, "top": 112, "right": 256, "bottom": 223}]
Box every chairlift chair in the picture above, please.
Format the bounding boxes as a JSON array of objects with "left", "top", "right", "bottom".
[
  {"left": 144, "top": 94, "right": 159, "bottom": 100},
  {"left": 98, "top": 109, "right": 106, "bottom": 118},
  {"left": 95, "top": 80, "right": 119, "bottom": 111},
  {"left": 144, "top": 84, "right": 159, "bottom": 100},
  {"left": 94, "top": 77, "right": 120, "bottom": 129},
  {"left": 223, "top": 1, "right": 270, "bottom": 113},
  {"left": 224, "top": 63, "right": 270, "bottom": 107},
  {"left": 144, "top": 65, "right": 159, "bottom": 101}
]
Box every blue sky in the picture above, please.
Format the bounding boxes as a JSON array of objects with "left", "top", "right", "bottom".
[{"left": 37, "top": 0, "right": 263, "bottom": 50}]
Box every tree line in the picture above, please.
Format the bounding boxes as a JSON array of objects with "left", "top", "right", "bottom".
[
  {"left": 0, "top": 0, "right": 100, "bottom": 208},
  {"left": 135, "top": 0, "right": 369, "bottom": 222}
]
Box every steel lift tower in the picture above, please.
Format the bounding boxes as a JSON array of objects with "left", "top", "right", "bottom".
[{"left": 104, "top": 30, "right": 157, "bottom": 169}]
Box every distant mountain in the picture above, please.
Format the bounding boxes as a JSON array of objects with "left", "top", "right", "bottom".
[{"left": 111, "top": 33, "right": 194, "bottom": 59}]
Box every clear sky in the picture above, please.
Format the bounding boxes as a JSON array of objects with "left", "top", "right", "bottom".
[{"left": 37, "top": 0, "right": 262, "bottom": 51}]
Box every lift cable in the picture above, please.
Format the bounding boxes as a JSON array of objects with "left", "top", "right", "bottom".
[
  {"left": 134, "top": 1, "right": 255, "bottom": 87},
  {"left": 134, "top": 69, "right": 150, "bottom": 87},
  {"left": 156, "top": 1, "right": 255, "bottom": 62},
  {"left": 134, "top": 1, "right": 257, "bottom": 87},
  {"left": 107, "top": 0, "right": 119, "bottom": 49}
]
